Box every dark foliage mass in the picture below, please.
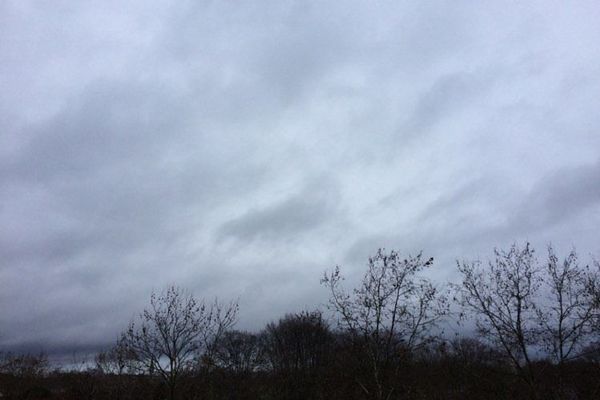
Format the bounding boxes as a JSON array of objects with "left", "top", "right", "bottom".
[{"left": 1, "top": 244, "right": 599, "bottom": 400}]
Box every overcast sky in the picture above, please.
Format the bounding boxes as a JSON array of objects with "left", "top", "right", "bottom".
[{"left": 1, "top": 1, "right": 600, "bottom": 357}]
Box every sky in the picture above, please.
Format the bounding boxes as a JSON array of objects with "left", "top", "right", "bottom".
[{"left": 1, "top": 1, "right": 600, "bottom": 357}]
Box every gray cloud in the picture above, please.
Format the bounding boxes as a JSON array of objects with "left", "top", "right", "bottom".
[
  {"left": 508, "top": 159, "right": 600, "bottom": 231},
  {"left": 1, "top": 1, "right": 600, "bottom": 358},
  {"left": 218, "top": 178, "right": 340, "bottom": 242},
  {"left": 403, "top": 71, "right": 497, "bottom": 136}
]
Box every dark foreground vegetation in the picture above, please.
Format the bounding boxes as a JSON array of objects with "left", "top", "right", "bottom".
[{"left": 2, "top": 243, "right": 600, "bottom": 400}]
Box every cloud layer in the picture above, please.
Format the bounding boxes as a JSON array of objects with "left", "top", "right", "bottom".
[{"left": 1, "top": 1, "right": 599, "bottom": 356}]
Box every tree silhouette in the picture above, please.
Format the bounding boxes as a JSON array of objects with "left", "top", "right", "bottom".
[
  {"left": 121, "top": 286, "right": 237, "bottom": 400},
  {"left": 322, "top": 248, "right": 447, "bottom": 400},
  {"left": 455, "top": 243, "right": 540, "bottom": 397}
]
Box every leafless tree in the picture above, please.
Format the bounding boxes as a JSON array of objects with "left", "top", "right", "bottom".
[
  {"left": 262, "top": 311, "right": 333, "bottom": 374},
  {"left": 589, "top": 259, "right": 600, "bottom": 334},
  {"left": 94, "top": 337, "right": 137, "bottom": 400},
  {"left": 536, "top": 246, "right": 598, "bottom": 365},
  {"left": 0, "top": 352, "right": 49, "bottom": 399},
  {"left": 121, "top": 286, "right": 238, "bottom": 400},
  {"left": 322, "top": 248, "right": 447, "bottom": 400},
  {"left": 211, "top": 330, "right": 264, "bottom": 374},
  {"left": 0, "top": 351, "right": 48, "bottom": 377},
  {"left": 260, "top": 310, "right": 334, "bottom": 399},
  {"left": 455, "top": 243, "right": 540, "bottom": 396},
  {"left": 95, "top": 334, "right": 137, "bottom": 376}
]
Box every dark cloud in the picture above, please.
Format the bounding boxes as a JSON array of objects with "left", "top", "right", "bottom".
[
  {"left": 218, "top": 179, "right": 340, "bottom": 242},
  {"left": 403, "top": 71, "right": 497, "bottom": 136},
  {"left": 508, "top": 159, "right": 600, "bottom": 231}
]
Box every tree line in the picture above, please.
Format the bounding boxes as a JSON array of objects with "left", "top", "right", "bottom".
[{"left": 1, "top": 242, "right": 600, "bottom": 400}]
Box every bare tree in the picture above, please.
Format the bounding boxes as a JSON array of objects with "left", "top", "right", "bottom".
[
  {"left": 0, "top": 351, "right": 48, "bottom": 377},
  {"left": 456, "top": 243, "right": 600, "bottom": 399},
  {"left": 322, "top": 248, "right": 447, "bottom": 400},
  {"left": 212, "top": 330, "right": 264, "bottom": 374},
  {"left": 589, "top": 259, "right": 600, "bottom": 334},
  {"left": 261, "top": 310, "right": 334, "bottom": 399},
  {"left": 95, "top": 334, "right": 137, "bottom": 376},
  {"left": 455, "top": 243, "right": 540, "bottom": 396},
  {"left": 195, "top": 298, "right": 241, "bottom": 373},
  {"left": 262, "top": 310, "right": 333, "bottom": 374},
  {"left": 94, "top": 334, "right": 141, "bottom": 400},
  {"left": 0, "top": 352, "right": 49, "bottom": 399},
  {"left": 122, "top": 286, "right": 238, "bottom": 400},
  {"left": 537, "top": 246, "right": 597, "bottom": 365}
]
